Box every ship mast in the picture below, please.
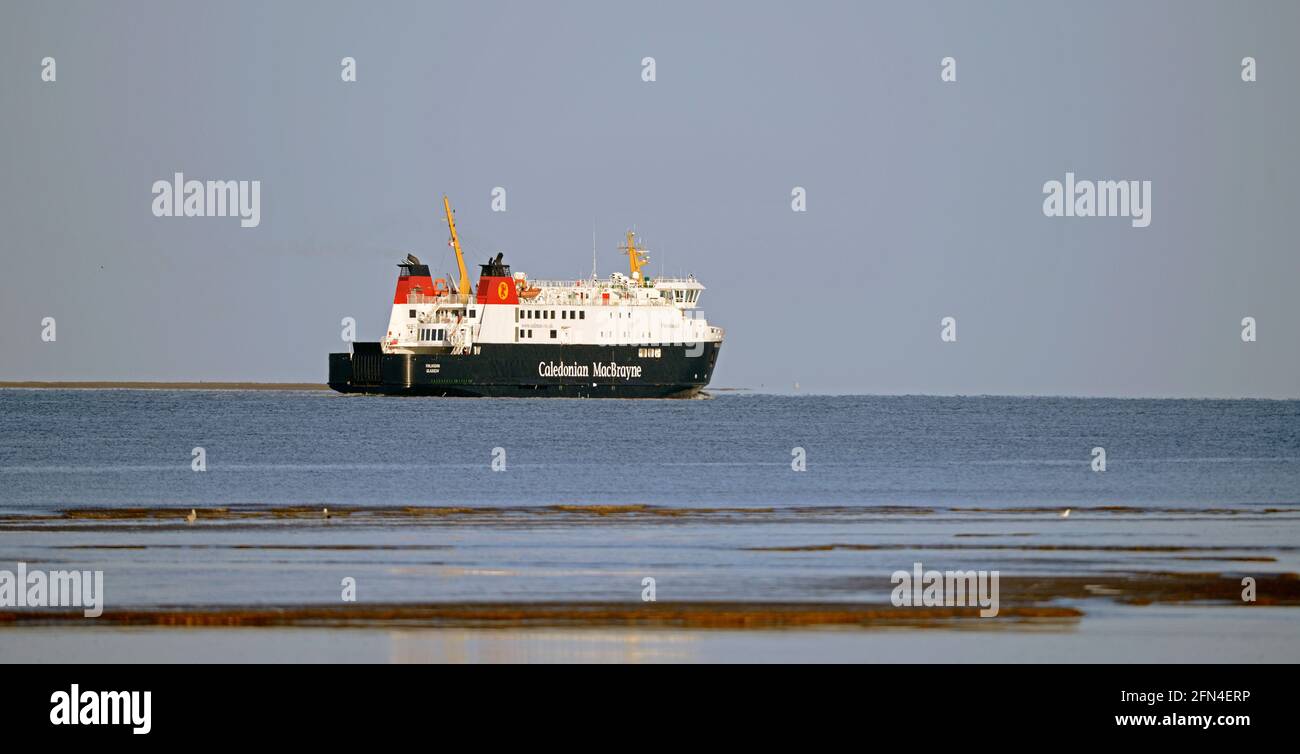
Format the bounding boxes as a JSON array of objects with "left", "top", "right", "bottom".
[
  {"left": 621, "top": 230, "right": 650, "bottom": 286},
  {"left": 443, "top": 195, "right": 471, "bottom": 302}
]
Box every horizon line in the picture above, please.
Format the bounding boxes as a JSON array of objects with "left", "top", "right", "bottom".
[{"left": 1, "top": 381, "right": 1296, "bottom": 401}]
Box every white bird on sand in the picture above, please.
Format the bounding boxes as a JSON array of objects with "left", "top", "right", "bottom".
[
  {"left": 186, "top": 509, "right": 197, "bottom": 524},
  {"left": 1060, "top": 508, "right": 1071, "bottom": 518},
  {"left": 323, "top": 507, "right": 331, "bottom": 519}
]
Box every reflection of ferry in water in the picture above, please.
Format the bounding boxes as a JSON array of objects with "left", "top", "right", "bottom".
[{"left": 328, "top": 197, "right": 724, "bottom": 397}]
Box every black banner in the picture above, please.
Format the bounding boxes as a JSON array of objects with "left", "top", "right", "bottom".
[{"left": 0, "top": 663, "right": 1286, "bottom": 742}]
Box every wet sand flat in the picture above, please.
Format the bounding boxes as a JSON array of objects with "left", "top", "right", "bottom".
[
  {"left": 2, "top": 392, "right": 1296, "bottom": 662},
  {"left": 2, "top": 517, "right": 1296, "bottom": 661},
  {"left": 3, "top": 606, "right": 1298, "bottom": 663}
]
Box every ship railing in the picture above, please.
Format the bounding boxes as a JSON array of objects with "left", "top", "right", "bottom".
[
  {"left": 524, "top": 278, "right": 652, "bottom": 291},
  {"left": 522, "top": 277, "right": 701, "bottom": 290},
  {"left": 521, "top": 279, "right": 601, "bottom": 288},
  {"left": 517, "top": 285, "right": 676, "bottom": 306},
  {"left": 407, "top": 292, "right": 471, "bottom": 305},
  {"left": 521, "top": 295, "right": 675, "bottom": 307}
]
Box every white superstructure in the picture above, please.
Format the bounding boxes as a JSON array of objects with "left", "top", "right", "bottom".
[{"left": 384, "top": 227, "right": 723, "bottom": 356}]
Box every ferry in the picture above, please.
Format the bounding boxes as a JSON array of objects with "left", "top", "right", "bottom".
[{"left": 328, "top": 197, "right": 723, "bottom": 397}]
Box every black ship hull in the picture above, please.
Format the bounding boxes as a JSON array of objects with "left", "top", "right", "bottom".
[{"left": 328, "top": 342, "right": 721, "bottom": 398}]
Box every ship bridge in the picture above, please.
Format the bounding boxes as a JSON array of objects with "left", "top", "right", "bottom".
[{"left": 651, "top": 276, "right": 704, "bottom": 308}]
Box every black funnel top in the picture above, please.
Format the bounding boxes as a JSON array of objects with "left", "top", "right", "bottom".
[{"left": 479, "top": 252, "right": 510, "bottom": 277}]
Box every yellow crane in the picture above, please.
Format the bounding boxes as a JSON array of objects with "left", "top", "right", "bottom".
[
  {"left": 620, "top": 230, "right": 650, "bottom": 286},
  {"left": 443, "top": 195, "right": 471, "bottom": 301}
]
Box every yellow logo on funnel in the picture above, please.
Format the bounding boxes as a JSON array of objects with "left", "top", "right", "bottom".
[{"left": 497, "top": 281, "right": 509, "bottom": 301}]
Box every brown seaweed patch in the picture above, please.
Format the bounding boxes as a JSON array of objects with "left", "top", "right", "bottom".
[
  {"left": 0, "top": 601, "right": 1080, "bottom": 630},
  {"left": 63, "top": 507, "right": 234, "bottom": 520},
  {"left": 384, "top": 507, "right": 492, "bottom": 517},
  {"left": 270, "top": 507, "right": 353, "bottom": 519},
  {"left": 549, "top": 504, "right": 653, "bottom": 515},
  {"left": 821, "top": 572, "right": 1300, "bottom": 607}
]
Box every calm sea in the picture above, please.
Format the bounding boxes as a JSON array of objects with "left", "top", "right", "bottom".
[
  {"left": 1, "top": 391, "right": 1297, "bottom": 510},
  {"left": 1, "top": 390, "right": 1297, "bottom": 662}
]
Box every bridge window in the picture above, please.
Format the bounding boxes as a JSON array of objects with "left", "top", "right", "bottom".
[
  {"left": 409, "top": 309, "right": 417, "bottom": 318},
  {"left": 579, "top": 311, "right": 585, "bottom": 319},
  {"left": 550, "top": 330, "right": 557, "bottom": 338}
]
